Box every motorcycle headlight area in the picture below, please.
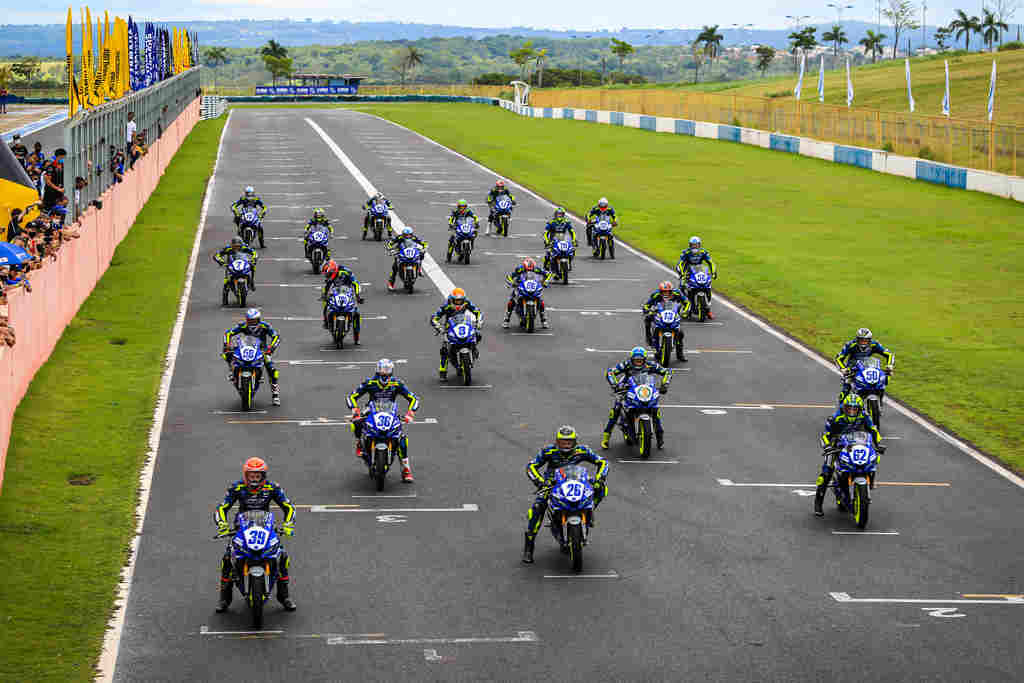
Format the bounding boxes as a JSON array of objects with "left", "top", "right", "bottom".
[{"left": 634, "top": 385, "right": 654, "bottom": 402}]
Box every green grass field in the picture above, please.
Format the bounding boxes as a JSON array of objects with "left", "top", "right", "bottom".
[
  {"left": 0, "top": 115, "right": 226, "bottom": 682},
  {"left": 342, "top": 102, "right": 1023, "bottom": 471}
]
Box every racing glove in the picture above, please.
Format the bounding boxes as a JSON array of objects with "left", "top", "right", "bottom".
[
  {"left": 403, "top": 410, "right": 415, "bottom": 423},
  {"left": 216, "top": 522, "right": 231, "bottom": 537},
  {"left": 280, "top": 524, "right": 295, "bottom": 537}
]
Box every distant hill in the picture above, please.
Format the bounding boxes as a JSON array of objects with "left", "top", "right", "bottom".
[{"left": 0, "top": 19, "right": 964, "bottom": 58}]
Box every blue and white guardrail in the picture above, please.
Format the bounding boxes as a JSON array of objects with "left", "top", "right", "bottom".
[
  {"left": 254, "top": 86, "right": 358, "bottom": 96},
  {"left": 1, "top": 110, "right": 69, "bottom": 144},
  {"left": 498, "top": 100, "right": 1024, "bottom": 203}
]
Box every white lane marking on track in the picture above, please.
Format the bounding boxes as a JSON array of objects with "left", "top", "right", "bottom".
[
  {"left": 306, "top": 117, "right": 456, "bottom": 298},
  {"left": 543, "top": 572, "right": 620, "bottom": 579},
  {"left": 510, "top": 332, "right": 554, "bottom": 336},
  {"left": 254, "top": 181, "right": 323, "bottom": 186},
  {"left": 662, "top": 404, "right": 772, "bottom": 410},
  {"left": 352, "top": 494, "right": 418, "bottom": 498},
  {"left": 831, "top": 530, "right": 900, "bottom": 535},
  {"left": 617, "top": 459, "right": 680, "bottom": 464},
  {"left": 484, "top": 251, "right": 542, "bottom": 257},
  {"left": 211, "top": 409, "right": 268, "bottom": 415},
  {"left": 585, "top": 348, "right": 752, "bottom": 354},
  {"left": 97, "top": 110, "right": 234, "bottom": 683},
  {"left": 571, "top": 278, "right": 643, "bottom": 282},
  {"left": 430, "top": 201, "right": 486, "bottom": 206},
  {"left": 310, "top": 504, "right": 479, "bottom": 513},
  {"left": 424, "top": 649, "right": 443, "bottom": 662},
  {"left": 263, "top": 257, "right": 358, "bottom": 262},
  {"left": 437, "top": 384, "right": 493, "bottom": 389},
  {"left": 416, "top": 189, "right": 480, "bottom": 194},
  {"left": 829, "top": 592, "right": 1024, "bottom": 605},
  {"left": 199, "top": 626, "right": 285, "bottom": 636},
  {"left": 328, "top": 631, "right": 538, "bottom": 646},
  {"left": 281, "top": 358, "right": 406, "bottom": 365},
  {"left": 266, "top": 204, "right": 334, "bottom": 209},
  {"left": 701, "top": 409, "right": 727, "bottom": 414},
  {"left": 549, "top": 307, "right": 641, "bottom": 313}
]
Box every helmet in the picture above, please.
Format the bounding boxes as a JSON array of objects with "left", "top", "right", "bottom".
[
  {"left": 322, "top": 260, "right": 339, "bottom": 279},
  {"left": 401, "top": 226, "right": 413, "bottom": 236},
  {"left": 689, "top": 236, "right": 701, "bottom": 251},
  {"left": 376, "top": 358, "right": 395, "bottom": 377},
  {"left": 450, "top": 287, "right": 467, "bottom": 311},
  {"left": 658, "top": 280, "right": 674, "bottom": 298},
  {"left": 522, "top": 258, "right": 536, "bottom": 272},
  {"left": 230, "top": 236, "right": 243, "bottom": 249},
  {"left": 841, "top": 393, "right": 864, "bottom": 419},
  {"left": 856, "top": 327, "right": 873, "bottom": 352},
  {"left": 243, "top": 457, "right": 267, "bottom": 491},
  {"left": 555, "top": 425, "right": 578, "bottom": 454},
  {"left": 495, "top": 180, "right": 505, "bottom": 189},
  {"left": 375, "top": 192, "right": 385, "bottom": 200},
  {"left": 554, "top": 207, "right": 566, "bottom": 220},
  {"left": 457, "top": 199, "right": 468, "bottom": 211},
  {"left": 244, "top": 185, "right": 255, "bottom": 198},
  {"left": 313, "top": 207, "right": 324, "bottom": 219},
  {"left": 630, "top": 345, "right": 648, "bottom": 368},
  {"left": 244, "top": 307, "right": 261, "bottom": 331},
  {"left": 598, "top": 197, "right": 608, "bottom": 208}
]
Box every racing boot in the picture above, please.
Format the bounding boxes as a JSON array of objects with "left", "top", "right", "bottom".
[
  {"left": 355, "top": 440, "right": 365, "bottom": 460},
  {"left": 814, "top": 466, "right": 832, "bottom": 517},
  {"left": 600, "top": 431, "right": 611, "bottom": 449},
  {"left": 706, "top": 308, "right": 714, "bottom": 320},
  {"left": 248, "top": 275, "right": 256, "bottom": 292},
  {"left": 277, "top": 580, "right": 297, "bottom": 611},
  {"left": 215, "top": 576, "right": 233, "bottom": 612},
  {"left": 609, "top": 240, "right": 616, "bottom": 259},
  {"left": 472, "top": 343, "right": 480, "bottom": 360},
  {"left": 656, "top": 431, "right": 665, "bottom": 450},
  {"left": 271, "top": 383, "right": 281, "bottom": 406},
  {"left": 353, "top": 330, "right": 360, "bottom": 346},
  {"left": 502, "top": 312, "right": 511, "bottom": 329},
  {"left": 541, "top": 313, "right": 550, "bottom": 329},
  {"left": 521, "top": 533, "right": 535, "bottom": 564},
  {"left": 446, "top": 243, "right": 454, "bottom": 263},
  {"left": 439, "top": 369, "right": 447, "bottom": 382},
  {"left": 400, "top": 457, "right": 414, "bottom": 483},
  {"left": 222, "top": 283, "right": 230, "bottom": 307},
  {"left": 387, "top": 277, "right": 396, "bottom": 292}
]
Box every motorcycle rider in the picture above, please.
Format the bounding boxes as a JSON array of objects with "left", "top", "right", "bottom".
[
  {"left": 485, "top": 180, "right": 516, "bottom": 234},
  {"left": 642, "top": 281, "right": 691, "bottom": 353},
  {"left": 430, "top": 287, "right": 484, "bottom": 381},
  {"left": 231, "top": 186, "right": 268, "bottom": 248},
  {"left": 223, "top": 308, "right": 281, "bottom": 406},
  {"left": 385, "top": 226, "right": 429, "bottom": 291},
  {"left": 446, "top": 199, "right": 480, "bottom": 261},
  {"left": 214, "top": 457, "right": 296, "bottom": 612},
  {"left": 303, "top": 207, "right": 333, "bottom": 260},
  {"left": 321, "top": 260, "right": 365, "bottom": 342},
  {"left": 543, "top": 207, "right": 578, "bottom": 270},
  {"left": 503, "top": 258, "right": 554, "bottom": 329},
  {"left": 675, "top": 236, "right": 718, "bottom": 319},
  {"left": 213, "top": 236, "right": 258, "bottom": 293},
  {"left": 522, "top": 425, "right": 609, "bottom": 564},
  {"left": 363, "top": 191, "right": 393, "bottom": 236},
  {"left": 814, "top": 394, "right": 886, "bottom": 517},
  {"left": 585, "top": 197, "right": 617, "bottom": 248},
  {"left": 346, "top": 359, "right": 420, "bottom": 482},
  {"left": 602, "top": 346, "right": 671, "bottom": 450},
  {"left": 834, "top": 328, "right": 895, "bottom": 404}
]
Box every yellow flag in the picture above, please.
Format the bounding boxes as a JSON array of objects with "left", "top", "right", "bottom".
[
  {"left": 66, "top": 8, "right": 77, "bottom": 117},
  {"left": 103, "top": 11, "right": 113, "bottom": 99},
  {"left": 81, "top": 8, "right": 91, "bottom": 109}
]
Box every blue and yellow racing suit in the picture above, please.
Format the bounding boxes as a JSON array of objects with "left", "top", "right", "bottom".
[
  {"left": 214, "top": 479, "right": 296, "bottom": 588},
  {"left": 816, "top": 410, "right": 884, "bottom": 488},
  {"left": 346, "top": 374, "right": 420, "bottom": 460},
  {"left": 214, "top": 243, "right": 259, "bottom": 290},
  {"left": 641, "top": 289, "right": 691, "bottom": 342},
  {"left": 486, "top": 189, "right": 516, "bottom": 221},
  {"left": 303, "top": 215, "right": 333, "bottom": 258},
  {"left": 363, "top": 196, "right": 393, "bottom": 231},
  {"left": 542, "top": 218, "right": 578, "bottom": 248},
  {"left": 431, "top": 297, "right": 484, "bottom": 372},
  {"left": 447, "top": 208, "right": 479, "bottom": 258},
  {"left": 231, "top": 196, "right": 267, "bottom": 244},
  {"left": 675, "top": 247, "right": 717, "bottom": 285},
  {"left": 223, "top": 320, "right": 280, "bottom": 385},
  {"left": 385, "top": 234, "right": 429, "bottom": 285},
  {"left": 603, "top": 359, "right": 671, "bottom": 439},
  {"left": 525, "top": 444, "right": 608, "bottom": 539},
  {"left": 835, "top": 338, "right": 895, "bottom": 401},
  {"left": 322, "top": 266, "right": 363, "bottom": 338},
  {"left": 585, "top": 204, "right": 617, "bottom": 244},
  {"left": 504, "top": 266, "right": 554, "bottom": 319}
]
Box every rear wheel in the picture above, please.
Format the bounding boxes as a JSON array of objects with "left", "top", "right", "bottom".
[
  {"left": 638, "top": 419, "right": 653, "bottom": 459},
  {"left": 853, "top": 483, "right": 870, "bottom": 529},
  {"left": 249, "top": 573, "right": 266, "bottom": 629},
  {"left": 567, "top": 523, "right": 584, "bottom": 573},
  {"left": 311, "top": 250, "right": 323, "bottom": 274},
  {"left": 240, "top": 376, "right": 254, "bottom": 411}
]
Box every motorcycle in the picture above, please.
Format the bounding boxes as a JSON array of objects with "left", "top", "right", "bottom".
[
  {"left": 325, "top": 285, "right": 358, "bottom": 349},
  {"left": 451, "top": 216, "right": 477, "bottom": 264},
  {"left": 492, "top": 195, "right": 514, "bottom": 237},
  {"left": 511, "top": 272, "right": 545, "bottom": 333},
  {"left": 817, "top": 431, "right": 880, "bottom": 530},
  {"left": 616, "top": 372, "right": 666, "bottom": 459},
  {"left": 851, "top": 357, "right": 889, "bottom": 429},
  {"left": 547, "top": 237, "right": 575, "bottom": 285},
  {"left": 365, "top": 200, "right": 390, "bottom": 241},
  {"left": 218, "top": 510, "right": 283, "bottom": 628},
  {"left": 591, "top": 219, "right": 615, "bottom": 260},
  {"left": 682, "top": 263, "right": 713, "bottom": 322},
  {"left": 238, "top": 209, "right": 261, "bottom": 247},
  {"left": 360, "top": 399, "right": 404, "bottom": 491},
  {"left": 545, "top": 464, "right": 597, "bottom": 573},
  {"left": 230, "top": 334, "right": 264, "bottom": 411},
  {"left": 651, "top": 301, "right": 685, "bottom": 367},
  {"left": 394, "top": 241, "right": 423, "bottom": 293},
  {"left": 305, "top": 227, "right": 330, "bottom": 274},
  {"left": 443, "top": 311, "right": 479, "bottom": 385},
  {"left": 223, "top": 254, "right": 253, "bottom": 308}
]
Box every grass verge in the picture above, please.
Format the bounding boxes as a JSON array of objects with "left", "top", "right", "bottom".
[
  {"left": 0, "top": 115, "right": 227, "bottom": 682},
  {"left": 347, "top": 102, "right": 1023, "bottom": 471}
]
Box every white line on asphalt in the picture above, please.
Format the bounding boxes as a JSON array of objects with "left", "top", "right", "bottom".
[
  {"left": 261, "top": 192, "right": 328, "bottom": 196},
  {"left": 543, "top": 572, "right": 620, "bottom": 579},
  {"left": 437, "top": 385, "right": 493, "bottom": 389},
  {"left": 548, "top": 307, "right": 641, "bottom": 313},
  {"left": 662, "top": 404, "right": 773, "bottom": 410},
  {"left": 417, "top": 189, "right": 480, "bottom": 194},
  {"left": 718, "top": 479, "right": 813, "bottom": 487},
  {"left": 831, "top": 530, "right": 901, "bottom": 535},
  {"left": 310, "top": 504, "right": 479, "bottom": 513},
  {"left": 199, "top": 626, "right": 285, "bottom": 636},
  {"left": 267, "top": 204, "right": 333, "bottom": 209},
  {"left": 281, "top": 359, "right": 407, "bottom": 365},
  {"left": 829, "top": 592, "right": 1024, "bottom": 605},
  {"left": 585, "top": 348, "right": 752, "bottom": 354},
  {"left": 97, "top": 110, "right": 234, "bottom": 683},
  {"left": 510, "top": 332, "right": 554, "bottom": 336},
  {"left": 211, "top": 409, "right": 268, "bottom": 415},
  {"left": 255, "top": 181, "right": 322, "bottom": 185},
  {"left": 306, "top": 118, "right": 456, "bottom": 298},
  {"left": 256, "top": 172, "right": 309, "bottom": 176},
  {"left": 224, "top": 417, "right": 439, "bottom": 426},
  {"left": 351, "top": 494, "right": 418, "bottom": 498},
  {"left": 483, "top": 251, "right": 542, "bottom": 257},
  {"left": 328, "top": 631, "right": 538, "bottom": 646},
  {"left": 571, "top": 278, "right": 643, "bottom": 282},
  {"left": 617, "top": 459, "right": 680, "bottom": 464},
  {"left": 430, "top": 201, "right": 486, "bottom": 206},
  {"left": 264, "top": 257, "right": 358, "bottom": 262}
]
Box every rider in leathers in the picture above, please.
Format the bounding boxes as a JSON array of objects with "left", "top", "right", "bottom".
[
  {"left": 429, "top": 287, "right": 483, "bottom": 381},
  {"left": 834, "top": 327, "right": 895, "bottom": 404},
  {"left": 320, "top": 260, "right": 365, "bottom": 343},
  {"left": 231, "top": 186, "right": 268, "bottom": 248},
  {"left": 602, "top": 347, "right": 671, "bottom": 450},
  {"left": 346, "top": 359, "right": 420, "bottom": 482},
  {"left": 385, "top": 227, "right": 428, "bottom": 291},
  {"left": 502, "top": 258, "right": 554, "bottom": 329},
  {"left": 485, "top": 180, "right": 516, "bottom": 234},
  {"left": 223, "top": 308, "right": 281, "bottom": 406},
  {"left": 446, "top": 200, "right": 480, "bottom": 262},
  {"left": 814, "top": 394, "right": 886, "bottom": 516},
  {"left": 213, "top": 236, "right": 258, "bottom": 292},
  {"left": 585, "top": 197, "right": 617, "bottom": 249},
  {"left": 641, "top": 281, "right": 691, "bottom": 354}
]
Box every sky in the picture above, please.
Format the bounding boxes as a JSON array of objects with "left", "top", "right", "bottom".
[{"left": 0, "top": 0, "right": 1011, "bottom": 30}]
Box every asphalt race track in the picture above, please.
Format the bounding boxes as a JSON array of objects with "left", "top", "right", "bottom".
[{"left": 111, "top": 108, "right": 1024, "bottom": 682}]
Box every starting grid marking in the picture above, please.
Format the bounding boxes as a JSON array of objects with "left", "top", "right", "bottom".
[
  {"left": 278, "top": 358, "right": 404, "bottom": 366},
  {"left": 717, "top": 479, "right": 951, "bottom": 488},
  {"left": 585, "top": 347, "right": 752, "bottom": 355},
  {"left": 298, "top": 503, "right": 478, "bottom": 513},
  {"left": 197, "top": 627, "right": 539, "bottom": 647},
  {"left": 225, "top": 417, "right": 439, "bottom": 426},
  {"left": 830, "top": 592, "right": 1024, "bottom": 605}
]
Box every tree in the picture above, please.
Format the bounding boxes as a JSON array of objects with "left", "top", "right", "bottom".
[
  {"left": 949, "top": 9, "right": 981, "bottom": 52},
  {"left": 822, "top": 24, "right": 848, "bottom": 57},
  {"left": 10, "top": 57, "right": 41, "bottom": 86},
  {"left": 981, "top": 8, "right": 1009, "bottom": 51},
  {"left": 993, "top": 0, "right": 1022, "bottom": 46},
  {"left": 755, "top": 45, "right": 776, "bottom": 77},
  {"left": 262, "top": 54, "right": 293, "bottom": 86},
  {"left": 533, "top": 48, "right": 548, "bottom": 87},
  {"left": 203, "top": 46, "right": 229, "bottom": 90},
  {"left": 260, "top": 39, "right": 288, "bottom": 60},
  {"left": 610, "top": 38, "right": 635, "bottom": 71},
  {"left": 392, "top": 45, "right": 423, "bottom": 85},
  {"left": 690, "top": 39, "right": 706, "bottom": 83},
  {"left": 859, "top": 29, "right": 887, "bottom": 62},
  {"left": 697, "top": 25, "right": 724, "bottom": 65},
  {"left": 788, "top": 26, "right": 818, "bottom": 71},
  {"left": 509, "top": 41, "right": 536, "bottom": 81},
  {"left": 934, "top": 25, "right": 953, "bottom": 52},
  {"left": 883, "top": 0, "right": 920, "bottom": 58},
  {"left": 0, "top": 65, "right": 12, "bottom": 89}
]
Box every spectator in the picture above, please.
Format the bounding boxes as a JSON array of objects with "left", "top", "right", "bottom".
[
  {"left": 26, "top": 162, "right": 43, "bottom": 197},
  {"left": 129, "top": 132, "right": 147, "bottom": 168},
  {"left": 125, "top": 111, "right": 137, "bottom": 155},
  {"left": 41, "top": 147, "right": 66, "bottom": 210},
  {"left": 6, "top": 207, "right": 24, "bottom": 241},
  {"left": 157, "top": 105, "right": 168, "bottom": 138},
  {"left": 9, "top": 134, "right": 27, "bottom": 168},
  {"left": 73, "top": 175, "right": 88, "bottom": 214},
  {"left": 0, "top": 86, "right": 8, "bottom": 115},
  {"left": 109, "top": 145, "right": 125, "bottom": 183},
  {"left": 27, "top": 141, "right": 44, "bottom": 168}
]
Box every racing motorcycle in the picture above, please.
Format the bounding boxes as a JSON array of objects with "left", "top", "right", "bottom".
[
  {"left": 216, "top": 510, "right": 283, "bottom": 628},
  {"left": 591, "top": 218, "right": 615, "bottom": 260},
  {"left": 451, "top": 216, "right": 477, "bottom": 264},
  {"left": 365, "top": 199, "right": 390, "bottom": 241},
  {"left": 815, "top": 431, "right": 880, "bottom": 530},
  {"left": 359, "top": 399, "right": 404, "bottom": 491},
  {"left": 547, "top": 237, "right": 575, "bottom": 285},
  {"left": 223, "top": 254, "right": 253, "bottom": 308},
  {"left": 238, "top": 208, "right": 261, "bottom": 247},
  {"left": 442, "top": 311, "right": 479, "bottom": 385},
  {"left": 229, "top": 334, "right": 264, "bottom": 411},
  {"left": 492, "top": 195, "right": 514, "bottom": 237},
  {"left": 616, "top": 372, "right": 667, "bottom": 459},
  {"left": 511, "top": 272, "right": 545, "bottom": 333},
  {"left": 682, "top": 263, "right": 713, "bottom": 322},
  {"left": 306, "top": 227, "right": 330, "bottom": 274},
  {"left": 545, "top": 465, "right": 598, "bottom": 573},
  {"left": 325, "top": 285, "right": 358, "bottom": 349},
  {"left": 651, "top": 301, "right": 685, "bottom": 367},
  {"left": 850, "top": 357, "right": 889, "bottom": 429},
  {"left": 394, "top": 240, "right": 423, "bottom": 293}
]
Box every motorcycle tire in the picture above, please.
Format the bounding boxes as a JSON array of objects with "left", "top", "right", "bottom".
[
  {"left": 374, "top": 226, "right": 383, "bottom": 242},
  {"left": 659, "top": 337, "right": 672, "bottom": 367},
  {"left": 374, "top": 445, "right": 388, "bottom": 491},
  {"left": 560, "top": 260, "right": 570, "bottom": 285},
  {"left": 240, "top": 376, "right": 254, "bottom": 412},
  {"left": 462, "top": 356, "right": 472, "bottom": 386},
  {"left": 853, "top": 482, "right": 870, "bottom": 529},
  {"left": 568, "top": 522, "right": 584, "bottom": 573},
  {"left": 866, "top": 397, "right": 881, "bottom": 430},
  {"left": 675, "top": 334, "right": 686, "bottom": 362},
  {"left": 525, "top": 307, "right": 535, "bottom": 333},
  {"left": 222, "top": 286, "right": 229, "bottom": 307},
  {"left": 237, "top": 282, "right": 247, "bottom": 308},
  {"left": 500, "top": 215, "right": 509, "bottom": 237},
  {"left": 696, "top": 294, "right": 707, "bottom": 322},
  {"left": 249, "top": 573, "right": 266, "bottom": 629},
  {"left": 404, "top": 272, "right": 415, "bottom": 294},
  {"left": 242, "top": 227, "right": 255, "bottom": 245},
  {"left": 311, "top": 251, "right": 323, "bottom": 275},
  {"left": 638, "top": 418, "right": 653, "bottom": 460},
  {"left": 334, "top": 318, "right": 344, "bottom": 350}
]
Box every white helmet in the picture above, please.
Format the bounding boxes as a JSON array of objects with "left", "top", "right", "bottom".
[
  {"left": 376, "top": 358, "right": 395, "bottom": 377},
  {"left": 598, "top": 197, "right": 608, "bottom": 207},
  {"left": 401, "top": 226, "right": 413, "bottom": 236},
  {"left": 689, "top": 236, "right": 701, "bottom": 250},
  {"left": 244, "top": 185, "right": 255, "bottom": 197}
]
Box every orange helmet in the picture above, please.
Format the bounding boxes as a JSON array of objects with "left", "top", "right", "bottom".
[
  {"left": 322, "top": 260, "right": 339, "bottom": 279},
  {"left": 495, "top": 180, "right": 505, "bottom": 189},
  {"left": 450, "top": 287, "right": 467, "bottom": 311},
  {"left": 522, "top": 258, "right": 536, "bottom": 272},
  {"left": 658, "top": 280, "right": 674, "bottom": 297},
  {"left": 243, "top": 457, "right": 267, "bottom": 491}
]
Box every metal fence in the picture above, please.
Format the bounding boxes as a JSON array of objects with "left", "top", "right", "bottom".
[
  {"left": 528, "top": 88, "right": 1024, "bottom": 176},
  {"left": 64, "top": 67, "right": 202, "bottom": 218},
  {"left": 200, "top": 95, "right": 227, "bottom": 120}
]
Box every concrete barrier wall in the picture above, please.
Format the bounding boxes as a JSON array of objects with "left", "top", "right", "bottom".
[
  {"left": 498, "top": 99, "right": 1024, "bottom": 204},
  {"left": 0, "top": 98, "right": 201, "bottom": 490}
]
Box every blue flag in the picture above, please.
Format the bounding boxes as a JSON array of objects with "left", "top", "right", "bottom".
[{"left": 144, "top": 23, "right": 155, "bottom": 88}]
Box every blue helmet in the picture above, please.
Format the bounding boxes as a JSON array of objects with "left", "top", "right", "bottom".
[
  {"left": 244, "top": 308, "right": 261, "bottom": 331},
  {"left": 630, "top": 346, "right": 648, "bottom": 368},
  {"left": 688, "top": 236, "right": 701, "bottom": 251}
]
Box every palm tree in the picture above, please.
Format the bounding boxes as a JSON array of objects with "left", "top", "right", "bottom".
[
  {"left": 203, "top": 46, "right": 229, "bottom": 91},
  {"left": 823, "top": 24, "right": 848, "bottom": 57},
  {"left": 610, "top": 38, "right": 636, "bottom": 72},
  {"left": 533, "top": 48, "right": 548, "bottom": 87},
  {"left": 949, "top": 10, "right": 981, "bottom": 51},
  {"left": 981, "top": 8, "right": 1009, "bottom": 51},
  {"left": 509, "top": 41, "right": 536, "bottom": 82},
  {"left": 698, "top": 25, "right": 724, "bottom": 62},
  {"left": 260, "top": 39, "right": 287, "bottom": 59},
  {"left": 859, "top": 30, "right": 886, "bottom": 62}
]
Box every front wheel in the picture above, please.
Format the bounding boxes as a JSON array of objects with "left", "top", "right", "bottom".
[
  {"left": 373, "top": 445, "right": 388, "bottom": 491},
  {"left": 638, "top": 418, "right": 653, "bottom": 459},
  {"left": 560, "top": 260, "right": 570, "bottom": 285},
  {"left": 374, "top": 226, "right": 383, "bottom": 242},
  {"left": 567, "top": 522, "right": 584, "bottom": 573},
  {"left": 461, "top": 353, "right": 473, "bottom": 386},
  {"left": 866, "top": 397, "right": 881, "bottom": 430},
  {"left": 695, "top": 293, "right": 708, "bottom": 322},
  {"left": 659, "top": 335, "right": 672, "bottom": 367},
  {"left": 239, "top": 375, "right": 254, "bottom": 411},
  {"left": 525, "top": 305, "right": 535, "bottom": 333},
  {"left": 248, "top": 573, "right": 266, "bottom": 629},
  {"left": 853, "top": 482, "right": 870, "bottom": 529},
  {"left": 675, "top": 333, "right": 685, "bottom": 362},
  {"left": 333, "top": 317, "right": 345, "bottom": 349}
]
